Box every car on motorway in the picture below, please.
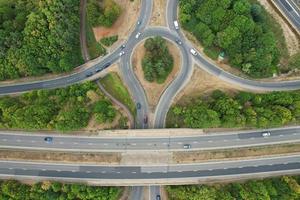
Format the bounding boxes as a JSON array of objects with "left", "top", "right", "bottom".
[
  {"left": 44, "top": 137, "right": 53, "bottom": 143},
  {"left": 86, "top": 72, "right": 94, "bottom": 77},
  {"left": 174, "top": 20, "right": 179, "bottom": 30},
  {"left": 136, "top": 102, "right": 141, "bottom": 109},
  {"left": 135, "top": 32, "right": 141, "bottom": 39},
  {"left": 190, "top": 48, "right": 198, "bottom": 56},
  {"left": 183, "top": 144, "right": 191, "bottom": 149},
  {"left": 143, "top": 115, "right": 148, "bottom": 124},
  {"left": 156, "top": 195, "right": 161, "bottom": 200},
  {"left": 175, "top": 39, "right": 182, "bottom": 45},
  {"left": 103, "top": 62, "right": 111, "bottom": 69},
  {"left": 262, "top": 131, "right": 271, "bottom": 137},
  {"left": 119, "top": 51, "right": 125, "bottom": 57}
]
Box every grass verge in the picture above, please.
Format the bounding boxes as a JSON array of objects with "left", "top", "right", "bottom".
[
  {"left": 99, "top": 72, "right": 136, "bottom": 115},
  {"left": 173, "top": 143, "right": 300, "bottom": 164},
  {"left": 86, "top": 21, "right": 106, "bottom": 59}
]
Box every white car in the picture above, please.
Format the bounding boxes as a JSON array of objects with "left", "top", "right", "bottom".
[
  {"left": 262, "top": 131, "right": 271, "bottom": 137},
  {"left": 174, "top": 20, "right": 179, "bottom": 30},
  {"left": 119, "top": 51, "right": 125, "bottom": 56},
  {"left": 135, "top": 32, "right": 141, "bottom": 39},
  {"left": 190, "top": 48, "right": 198, "bottom": 56}
]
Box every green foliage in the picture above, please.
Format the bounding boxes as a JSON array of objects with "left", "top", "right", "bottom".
[
  {"left": 86, "top": 22, "right": 107, "bottom": 59},
  {"left": 0, "top": 0, "right": 83, "bottom": 80},
  {"left": 169, "top": 90, "right": 300, "bottom": 129},
  {"left": 0, "top": 180, "right": 121, "bottom": 200},
  {"left": 167, "top": 176, "right": 300, "bottom": 200},
  {"left": 288, "top": 53, "right": 300, "bottom": 70},
  {"left": 179, "top": 0, "right": 283, "bottom": 78},
  {"left": 87, "top": 0, "right": 121, "bottom": 27},
  {"left": 100, "top": 73, "right": 136, "bottom": 115},
  {"left": 0, "top": 82, "right": 117, "bottom": 131},
  {"left": 93, "top": 100, "right": 116, "bottom": 123},
  {"left": 100, "top": 35, "right": 118, "bottom": 46},
  {"left": 142, "top": 36, "right": 174, "bottom": 83}
]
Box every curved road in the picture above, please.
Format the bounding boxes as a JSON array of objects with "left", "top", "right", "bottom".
[{"left": 0, "top": 127, "right": 299, "bottom": 152}]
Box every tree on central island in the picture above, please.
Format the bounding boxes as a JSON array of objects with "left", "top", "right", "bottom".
[{"left": 142, "top": 36, "right": 174, "bottom": 84}]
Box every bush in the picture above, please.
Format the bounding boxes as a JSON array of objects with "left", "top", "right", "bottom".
[
  {"left": 87, "top": 0, "right": 121, "bottom": 27},
  {"left": 0, "top": 82, "right": 117, "bottom": 131},
  {"left": 100, "top": 35, "right": 118, "bottom": 46},
  {"left": 142, "top": 36, "right": 174, "bottom": 83},
  {"left": 169, "top": 90, "right": 300, "bottom": 129}
]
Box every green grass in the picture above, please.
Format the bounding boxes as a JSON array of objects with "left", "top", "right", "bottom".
[
  {"left": 86, "top": 21, "right": 106, "bottom": 59},
  {"left": 99, "top": 73, "right": 136, "bottom": 115}
]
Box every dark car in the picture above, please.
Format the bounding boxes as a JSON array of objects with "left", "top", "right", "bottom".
[
  {"left": 137, "top": 103, "right": 141, "bottom": 109},
  {"left": 86, "top": 72, "right": 93, "bottom": 77},
  {"left": 143, "top": 116, "right": 148, "bottom": 124},
  {"left": 95, "top": 68, "right": 102, "bottom": 73},
  {"left": 103, "top": 62, "right": 111, "bottom": 69},
  {"left": 175, "top": 39, "right": 182, "bottom": 45},
  {"left": 44, "top": 137, "right": 53, "bottom": 143},
  {"left": 156, "top": 195, "right": 161, "bottom": 200}
]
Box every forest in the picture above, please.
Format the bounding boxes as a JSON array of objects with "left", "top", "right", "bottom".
[
  {"left": 179, "top": 0, "right": 281, "bottom": 78},
  {"left": 0, "top": 180, "right": 121, "bottom": 200},
  {"left": 87, "top": 0, "right": 121, "bottom": 27},
  {"left": 167, "top": 175, "right": 300, "bottom": 200},
  {"left": 142, "top": 36, "right": 174, "bottom": 83},
  {"left": 0, "top": 82, "right": 116, "bottom": 131},
  {"left": 169, "top": 90, "right": 300, "bottom": 128},
  {"left": 0, "top": 0, "right": 82, "bottom": 80}
]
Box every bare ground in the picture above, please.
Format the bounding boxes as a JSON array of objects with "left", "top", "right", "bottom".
[
  {"left": 0, "top": 150, "right": 121, "bottom": 164},
  {"left": 93, "top": 0, "right": 140, "bottom": 51},
  {"left": 149, "top": 0, "right": 167, "bottom": 26},
  {"left": 132, "top": 41, "right": 181, "bottom": 111},
  {"left": 173, "top": 65, "right": 249, "bottom": 105}
]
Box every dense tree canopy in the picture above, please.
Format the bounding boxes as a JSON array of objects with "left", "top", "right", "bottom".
[
  {"left": 169, "top": 90, "right": 300, "bottom": 128},
  {"left": 0, "top": 180, "right": 121, "bottom": 200},
  {"left": 87, "top": 0, "right": 121, "bottom": 27},
  {"left": 0, "top": 0, "right": 83, "bottom": 80},
  {"left": 167, "top": 176, "right": 300, "bottom": 200},
  {"left": 0, "top": 82, "right": 117, "bottom": 131},
  {"left": 179, "top": 0, "right": 281, "bottom": 78},
  {"left": 142, "top": 36, "right": 174, "bottom": 83}
]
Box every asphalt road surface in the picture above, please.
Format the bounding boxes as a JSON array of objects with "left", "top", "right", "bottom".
[
  {"left": 0, "top": 155, "right": 299, "bottom": 185},
  {"left": 274, "top": 0, "right": 300, "bottom": 31},
  {"left": 0, "top": 127, "right": 299, "bottom": 152}
]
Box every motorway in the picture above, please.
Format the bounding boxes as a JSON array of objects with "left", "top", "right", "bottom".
[
  {"left": 274, "top": 0, "right": 300, "bottom": 31},
  {"left": 0, "top": 127, "right": 299, "bottom": 152},
  {"left": 0, "top": 155, "right": 299, "bottom": 185}
]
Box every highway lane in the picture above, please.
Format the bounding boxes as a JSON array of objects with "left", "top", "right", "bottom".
[
  {"left": 150, "top": 186, "right": 161, "bottom": 200},
  {"left": 274, "top": 0, "right": 300, "bottom": 31},
  {"left": 0, "top": 155, "right": 299, "bottom": 185},
  {"left": 0, "top": 127, "right": 299, "bottom": 152},
  {"left": 129, "top": 186, "right": 143, "bottom": 200}
]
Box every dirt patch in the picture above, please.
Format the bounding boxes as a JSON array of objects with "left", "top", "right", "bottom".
[
  {"left": 173, "top": 65, "right": 248, "bottom": 105},
  {"left": 172, "top": 143, "right": 300, "bottom": 164},
  {"left": 92, "top": 0, "right": 140, "bottom": 50},
  {"left": 149, "top": 0, "right": 166, "bottom": 26},
  {"left": 0, "top": 150, "right": 121, "bottom": 164},
  {"left": 262, "top": 0, "right": 300, "bottom": 56},
  {"left": 132, "top": 40, "right": 181, "bottom": 111}
]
